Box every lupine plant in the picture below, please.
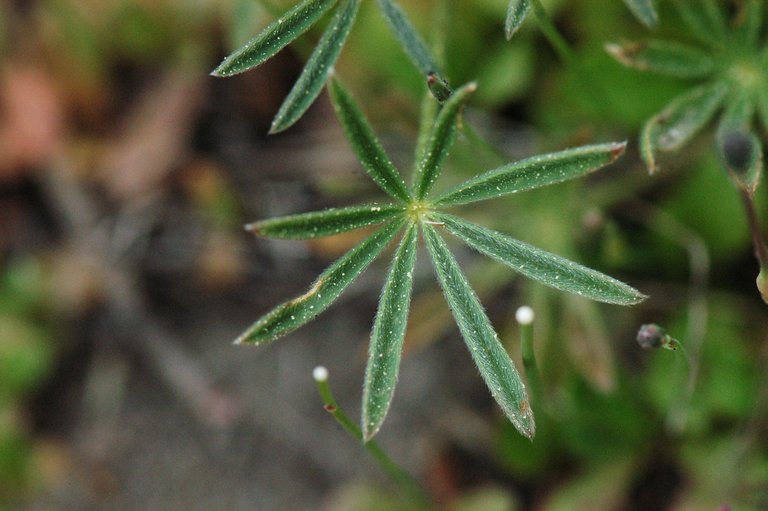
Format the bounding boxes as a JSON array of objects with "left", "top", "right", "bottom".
[
  {"left": 607, "top": 0, "right": 768, "bottom": 302},
  {"left": 232, "top": 74, "right": 645, "bottom": 440},
  {"left": 606, "top": 0, "right": 765, "bottom": 183}
]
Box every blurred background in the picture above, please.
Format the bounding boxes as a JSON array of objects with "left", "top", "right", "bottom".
[{"left": 1, "top": 0, "right": 767, "bottom": 509}]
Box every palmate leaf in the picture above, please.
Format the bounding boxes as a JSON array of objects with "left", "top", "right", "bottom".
[
  {"left": 362, "top": 222, "right": 418, "bottom": 441},
  {"left": 211, "top": 0, "right": 338, "bottom": 77},
  {"left": 640, "top": 80, "right": 729, "bottom": 173},
  {"left": 605, "top": 40, "right": 715, "bottom": 78},
  {"left": 246, "top": 204, "right": 405, "bottom": 239},
  {"left": 270, "top": 0, "right": 360, "bottom": 134},
  {"left": 622, "top": 0, "right": 658, "bottom": 29},
  {"left": 433, "top": 213, "right": 647, "bottom": 306},
  {"left": 504, "top": 0, "right": 532, "bottom": 40},
  {"left": 328, "top": 78, "right": 411, "bottom": 202},
  {"left": 433, "top": 142, "right": 626, "bottom": 207},
  {"left": 671, "top": 0, "right": 726, "bottom": 46},
  {"left": 376, "top": 0, "right": 442, "bottom": 77},
  {"left": 413, "top": 82, "right": 477, "bottom": 200},
  {"left": 236, "top": 219, "right": 404, "bottom": 344},
  {"left": 423, "top": 223, "right": 535, "bottom": 439}
]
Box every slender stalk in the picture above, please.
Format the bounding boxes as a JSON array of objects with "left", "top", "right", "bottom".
[
  {"left": 531, "top": 0, "right": 574, "bottom": 63},
  {"left": 516, "top": 306, "right": 542, "bottom": 408},
  {"left": 624, "top": 202, "right": 709, "bottom": 433},
  {"left": 739, "top": 189, "right": 768, "bottom": 304},
  {"left": 739, "top": 189, "right": 768, "bottom": 268},
  {"left": 312, "top": 367, "right": 429, "bottom": 505}
]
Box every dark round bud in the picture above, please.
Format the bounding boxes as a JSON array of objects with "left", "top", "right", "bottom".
[
  {"left": 636, "top": 323, "right": 665, "bottom": 349},
  {"left": 720, "top": 130, "right": 753, "bottom": 172}
]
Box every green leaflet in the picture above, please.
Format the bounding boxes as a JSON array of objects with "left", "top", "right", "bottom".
[
  {"left": 622, "top": 0, "right": 658, "bottom": 29},
  {"left": 413, "top": 82, "right": 477, "bottom": 200},
  {"left": 640, "top": 80, "right": 729, "bottom": 172},
  {"left": 362, "top": 222, "right": 418, "bottom": 441},
  {"left": 434, "top": 213, "right": 647, "bottom": 306},
  {"left": 376, "top": 0, "right": 442, "bottom": 76},
  {"left": 328, "top": 78, "right": 411, "bottom": 202},
  {"left": 505, "top": 0, "right": 532, "bottom": 40},
  {"left": 672, "top": 0, "right": 726, "bottom": 47},
  {"left": 246, "top": 204, "right": 405, "bottom": 239},
  {"left": 732, "top": 0, "right": 763, "bottom": 49},
  {"left": 212, "top": 0, "right": 338, "bottom": 77},
  {"left": 236, "top": 219, "right": 404, "bottom": 344},
  {"left": 270, "top": 0, "right": 360, "bottom": 134},
  {"left": 423, "top": 223, "right": 535, "bottom": 439},
  {"left": 717, "top": 93, "right": 755, "bottom": 138},
  {"left": 606, "top": 40, "right": 715, "bottom": 78},
  {"left": 433, "top": 142, "right": 626, "bottom": 207}
]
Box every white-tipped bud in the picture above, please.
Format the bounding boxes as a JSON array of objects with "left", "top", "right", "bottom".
[
  {"left": 312, "top": 365, "right": 329, "bottom": 382},
  {"left": 515, "top": 306, "right": 534, "bottom": 325}
]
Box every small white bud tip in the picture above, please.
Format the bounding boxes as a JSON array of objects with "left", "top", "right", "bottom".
[
  {"left": 515, "top": 306, "right": 534, "bottom": 325},
  {"left": 312, "top": 366, "right": 329, "bottom": 382}
]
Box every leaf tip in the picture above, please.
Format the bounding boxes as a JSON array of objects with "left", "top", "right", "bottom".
[
  {"left": 244, "top": 222, "right": 262, "bottom": 235},
  {"left": 516, "top": 399, "right": 536, "bottom": 440},
  {"left": 361, "top": 417, "right": 381, "bottom": 443},
  {"left": 609, "top": 141, "right": 628, "bottom": 161}
]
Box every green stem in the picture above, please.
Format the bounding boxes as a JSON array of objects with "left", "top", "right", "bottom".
[
  {"left": 740, "top": 188, "right": 768, "bottom": 269},
  {"left": 313, "top": 367, "right": 429, "bottom": 505},
  {"left": 531, "top": 0, "right": 574, "bottom": 63}
]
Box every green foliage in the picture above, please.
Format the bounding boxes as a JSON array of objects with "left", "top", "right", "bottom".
[
  {"left": 504, "top": 0, "right": 532, "bottom": 40},
  {"left": 376, "top": 0, "right": 442, "bottom": 77},
  {"left": 362, "top": 223, "right": 418, "bottom": 440},
  {"left": 212, "top": 0, "right": 338, "bottom": 77},
  {"left": 213, "top": 0, "right": 445, "bottom": 132},
  {"left": 237, "top": 74, "right": 644, "bottom": 439},
  {"left": 0, "top": 259, "right": 54, "bottom": 503},
  {"left": 622, "top": 0, "right": 658, "bottom": 28},
  {"left": 609, "top": 0, "right": 768, "bottom": 183},
  {"left": 270, "top": 0, "right": 360, "bottom": 133}
]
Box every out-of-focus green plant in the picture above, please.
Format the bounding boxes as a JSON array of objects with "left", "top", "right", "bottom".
[
  {"left": 608, "top": 0, "right": 768, "bottom": 303},
  {"left": 0, "top": 259, "right": 54, "bottom": 505},
  {"left": 607, "top": 0, "right": 765, "bottom": 181}
]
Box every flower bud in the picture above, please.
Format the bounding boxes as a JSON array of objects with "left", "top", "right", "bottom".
[
  {"left": 720, "top": 129, "right": 753, "bottom": 173},
  {"left": 636, "top": 323, "right": 665, "bottom": 349}
]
